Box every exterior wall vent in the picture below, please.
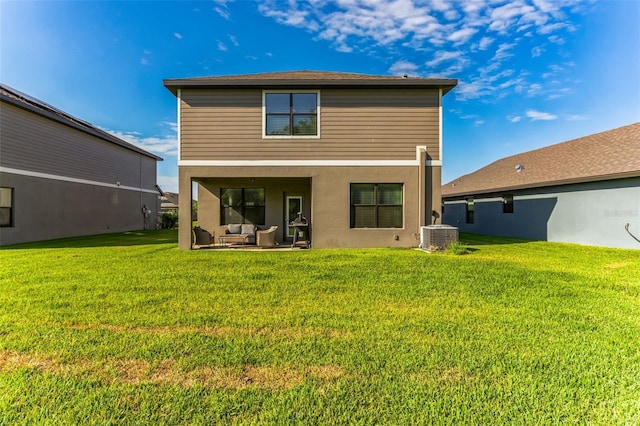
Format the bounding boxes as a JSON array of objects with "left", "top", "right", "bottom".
[{"left": 419, "top": 225, "right": 459, "bottom": 251}]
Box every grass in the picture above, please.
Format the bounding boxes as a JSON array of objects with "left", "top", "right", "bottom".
[{"left": 1, "top": 230, "right": 639, "bottom": 424}]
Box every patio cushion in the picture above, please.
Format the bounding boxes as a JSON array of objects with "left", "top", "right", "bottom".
[
  {"left": 241, "top": 224, "right": 256, "bottom": 235},
  {"left": 228, "top": 224, "right": 242, "bottom": 234}
]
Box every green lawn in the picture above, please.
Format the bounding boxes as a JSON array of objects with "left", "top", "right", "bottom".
[{"left": 1, "top": 230, "right": 639, "bottom": 425}]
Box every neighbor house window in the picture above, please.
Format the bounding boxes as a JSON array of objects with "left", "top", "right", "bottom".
[
  {"left": 0, "top": 187, "right": 13, "bottom": 227},
  {"left": 466, "top": 198, "right": 474, "bottom": 224},
  {"left": 220, "top": 188, "right": 265, "bottom": 225},
  {"left": 503, "top": 194, "right": 514, "bottom": 214},
  {"left": 350, "top": 184, "right": 403, "bottom": 228},
  {"left": 264, "top": 92, "right": 318, "bottom": 137}
]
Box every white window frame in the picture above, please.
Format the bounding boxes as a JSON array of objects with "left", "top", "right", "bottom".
[{"left": 262, "top": 90, "right": 321, "bottom": 139}]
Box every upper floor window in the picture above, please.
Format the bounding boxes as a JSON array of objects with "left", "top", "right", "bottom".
[{"left": 264, "top": 91, "right": 319, "bottom": 137}]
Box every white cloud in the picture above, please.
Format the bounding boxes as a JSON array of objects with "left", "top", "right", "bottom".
[
  {"left": 157, "top": 175, "right": 178, "bottom": 194},
  {"left": 214, "top": 0, "right": 231, "bottom": 20},
  {"left": 104, "top": 124, "right": 178, "bottom": 157},
  {"left": 448, "top": 27, "right": 477, "bottom": 45},
  {"left": 478, "top": 36, "right": 494, "bottom": 50},
  {"left": 217, "top": 40, "right": 227, "bottom": 51},
  {"left": 526, "top": 110, "right": 558, "bottom": 121},
  {"left": 254, "top": 0, "right": 585, "bottom": 104},
  {"left": 174, "top": 33, "right": 183, "bottom": 40},
  {"left": 388, "top": 60, "right": 419, "bottom": 76},
  {"left": 531, "top": 46, "right": 544, "bottom": 57},
  {"left": 228, "top": 34, "right": 239, "bottom": 47},
  {"left": 527, "top": 83, "right": 543, "bottom": 96},
  {"left": 508, "top": 115, "right": 522, "bottom": 123},
  {"left": 425, "top": 50, "right": 463, "bottom": 67},
  {"left": 214, "top": 7, "right": 230, "bottom": 19},
  {"left": 548, "top": 35, "right": 565, "bottom": 44}
]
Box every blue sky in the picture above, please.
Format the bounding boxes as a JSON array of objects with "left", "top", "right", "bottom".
[{"left": 2, "top": 0, "right": 638, "bottom": 193}]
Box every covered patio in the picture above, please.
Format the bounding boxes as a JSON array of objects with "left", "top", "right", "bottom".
[{"left": 188, "top": 176, "right": 312, "bottom": 249}]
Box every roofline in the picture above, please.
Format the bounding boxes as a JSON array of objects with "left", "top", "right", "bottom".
[
  {"left": 0, "top": 86, "right": 163, "bottom": 162},
  {"left": 442, "top": 171, "right": 640, "bottom": 199},
  {"left": 163, "top": 77, "right": 458, "bottom": 96}
]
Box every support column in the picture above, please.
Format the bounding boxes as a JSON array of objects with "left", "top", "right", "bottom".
[
  {"left": 427, "top": 165, "right": 443, "bottom": 225},
  {"left": 178, "top": 168, "right": 193, "bottom": 250},
  {"left": 417, "top": 146, "right": 427, "bottom": 227}
]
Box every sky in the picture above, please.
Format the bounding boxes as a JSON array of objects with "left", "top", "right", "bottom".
[{"left": 1, "top": 0, "right": 639, "bottom": 193}]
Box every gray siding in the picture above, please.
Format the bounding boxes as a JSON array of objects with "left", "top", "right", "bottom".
[
  {"left": 0, "top": 100, "right": 160, "bottom": 246},
  {"left": 1, "top": 103, "right": 153, "bottom": 189},
  {"left": 442, "top": 178, "right": 640, "bottom": 249},
  {"left": 180, "top": 88, "right": 441, "bottom": 161},
  {"left": 0, "top": 172, "right": 159, "bottom": 246}
]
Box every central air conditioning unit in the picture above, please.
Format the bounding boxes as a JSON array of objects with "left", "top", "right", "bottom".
[{"left": 420, "top": 225, "right": 459, "bottom": 251}]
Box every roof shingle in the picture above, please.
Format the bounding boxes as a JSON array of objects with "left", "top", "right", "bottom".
[
  {"left": 442, "top": 122, "right": 640, "bottom": 197},
  {"left": 164, "top": 70, "right": 457, "bottom": 95},
  {"left": 0, "top": 83, "right": 162, "bottom": 161}
]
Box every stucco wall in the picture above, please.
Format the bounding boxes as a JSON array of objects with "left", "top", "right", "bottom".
[
  {"left": 0, "top": 172, "right": 159, "bottom": 246},
  {"left": 179, "top": 164, "right": 437, "bottom": 249},
  {"left": 442, "top": 177, "right": 640, "bottom": 249}
]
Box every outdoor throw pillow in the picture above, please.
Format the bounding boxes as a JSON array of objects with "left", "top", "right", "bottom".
[
  {"left": 228, "top": 224, "right": 242, "bottom": 234},
  {"left": 241, "top": 224, "right": 255, "bottom": 235}
]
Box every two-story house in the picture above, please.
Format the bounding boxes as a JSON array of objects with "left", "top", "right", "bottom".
[
  {"left": 0, "top": 83, "right": 162, "bottom": 246},
  {"left": 163, "top": 71, "right": 457, "bottom": 249}
]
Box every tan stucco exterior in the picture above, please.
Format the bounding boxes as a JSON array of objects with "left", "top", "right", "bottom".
[
  {"left": 178, "top": 164, "right": 441, "bottom": 249},
  {"left": 166, "top": 71, "right": 456, "bottom": 250}
]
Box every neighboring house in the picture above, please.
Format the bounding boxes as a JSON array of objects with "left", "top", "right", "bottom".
[
  {"left": 159, "top": 191, "right": 196, "bottom": 222},
  {"left": 442, "top": 123, "right": 640, "bottom": 249},
  {"left": 160, "top": 191, "right": 180, "bottom": 213},
  {"left": 163, "top": 70, "right": 457, "bottom": 249},
  {"left": 0, "top": 83, "right": 163, "bottom": 246}
]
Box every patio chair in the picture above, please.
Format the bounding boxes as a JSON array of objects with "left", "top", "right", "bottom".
[
  {"left": 192, "top": 226, "right": 214, "bottom": 248},
  {"left": 256, "top": 226, "right": 278, "bottom": 248}
]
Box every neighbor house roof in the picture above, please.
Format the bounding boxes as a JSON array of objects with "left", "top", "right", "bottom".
[
  {"left": 161, "top": 192, "right": 179, "bottom": 209},
  {"left": 0, "top": 83, "right": 162, "bottom": 161},
  {"left": 442, "top": 122, "right": 640, "bottom": 198},
  {"left": 163, "top": 70, "right": 458, "bottom": 95}
]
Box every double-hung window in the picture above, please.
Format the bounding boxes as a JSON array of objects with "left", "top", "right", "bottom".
[
  {"left": 466, "top": 198, "right": 474, "bottom": 224},
  {"left": 264, "top": 92, "right": 319, "bottom": 137},
  {"left": 502, "top": 194, "right": 514, "bottom": 213},
  {"left": 350, "top": 184, "right": 403, "bottom": 228},
  {"left": 220, "top": 188, "right": 265, "bottom": 225},
  {"left": 0, "top": 187, "right": 13, "bottom": 227}
]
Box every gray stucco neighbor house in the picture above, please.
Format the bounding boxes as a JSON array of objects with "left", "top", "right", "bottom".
[
  {"left": 442, "top": 123, "right": 640, "bottom": 249},
  {"left": 0, "top": 83, "right": 162, "bottom": 246}
]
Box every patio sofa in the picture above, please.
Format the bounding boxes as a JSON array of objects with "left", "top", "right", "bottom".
[
  {"left": 217, "top": 224, "right": 279, "bottom": 247},
  {"left": 220, "top": 223, "right": 257, "bottom": 245}
]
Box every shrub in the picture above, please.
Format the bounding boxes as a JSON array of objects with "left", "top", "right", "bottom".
[
  {"left": 161, "top": 211, "right": 178, "bottom": 229},
  {"left": 446, "top": 241, "right": 470, "bottom": 255}
]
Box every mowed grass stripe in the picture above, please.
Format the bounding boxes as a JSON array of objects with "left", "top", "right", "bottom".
[{"left": 1, "top": 230, "right": 639, "bottom": 424}]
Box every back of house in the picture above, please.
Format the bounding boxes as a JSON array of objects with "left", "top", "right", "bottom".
[{"left": 164, "top": 70, "right": 457, "bottom": 249}]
